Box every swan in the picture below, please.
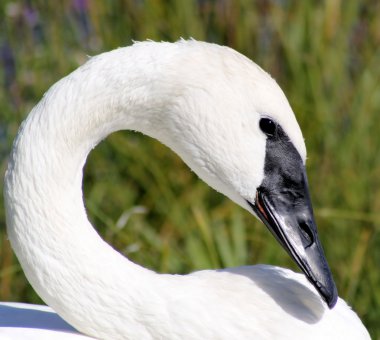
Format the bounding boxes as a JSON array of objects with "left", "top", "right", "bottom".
[{"left": 3, "top": 40, "right": 369, "bottom": 339}]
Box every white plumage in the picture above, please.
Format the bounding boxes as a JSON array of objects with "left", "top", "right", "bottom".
[{"left": 3, "top": 40, "right": 369, "bottom": 339}]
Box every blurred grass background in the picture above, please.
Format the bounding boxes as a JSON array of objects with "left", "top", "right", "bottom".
[{"left": 0, "top": 0, "right": 379, "bottom": 337}]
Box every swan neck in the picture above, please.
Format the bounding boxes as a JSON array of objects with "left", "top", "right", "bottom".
[{"left": 4, "top": 46, "right": 177, "bottom": 335}]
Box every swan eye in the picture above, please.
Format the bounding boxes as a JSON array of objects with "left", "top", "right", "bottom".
[{"left": 259, "top": 118, "right": 276, "bottom": 136}]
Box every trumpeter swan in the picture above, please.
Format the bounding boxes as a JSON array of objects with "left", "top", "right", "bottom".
[{"left": 3, "top": 40, "right": 369, "bottom": 339}]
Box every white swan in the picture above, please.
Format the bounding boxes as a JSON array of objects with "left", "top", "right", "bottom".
[{"left": 3, "top": 40, "right": 369, "bottom": 339}]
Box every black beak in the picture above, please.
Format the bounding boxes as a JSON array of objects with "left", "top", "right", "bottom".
[{"left": 248, "top": 124, "right": 338, "bottom": 308}]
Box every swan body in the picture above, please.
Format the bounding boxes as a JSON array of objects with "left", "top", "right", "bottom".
[{"left": 3, "top": 40, "right": 369, "bottom": 339}]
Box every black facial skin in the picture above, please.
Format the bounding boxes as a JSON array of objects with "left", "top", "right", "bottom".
[{"left": 247, "top": 118, "right": 338, "bottom": 309}]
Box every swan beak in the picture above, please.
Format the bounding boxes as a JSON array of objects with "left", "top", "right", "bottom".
[{"left": 247, "top": 167, "right": 338, "bottom": 309}]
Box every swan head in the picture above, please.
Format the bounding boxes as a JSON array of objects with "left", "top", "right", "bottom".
[{"left": 148, "top": 41, "right": 338, "bottom": 308}]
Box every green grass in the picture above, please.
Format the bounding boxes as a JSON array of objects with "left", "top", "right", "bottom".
[{"left": 1, "top": 0, "right": 379, "bottom": 337}]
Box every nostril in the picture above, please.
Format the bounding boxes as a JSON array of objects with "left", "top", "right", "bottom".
[{"left": 299, "top": 221, "right": 314, "bottom": 248}]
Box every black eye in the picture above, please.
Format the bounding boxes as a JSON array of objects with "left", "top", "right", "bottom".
[{"left": 259, "top": 118, "right": 276, "bottom": 136}]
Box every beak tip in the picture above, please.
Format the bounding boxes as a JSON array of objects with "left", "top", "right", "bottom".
[
  {"left": 324, "top": 283, "right": 338, "bottom": 309},
  {"left": 328, "top": 297, "right": 338, "bottom": 309},
  {"left": 312, "top": 273, "right": 338, "bottom": 309},
  {"left": 305, "top": 254, "right": 339, "bottom": 309}
]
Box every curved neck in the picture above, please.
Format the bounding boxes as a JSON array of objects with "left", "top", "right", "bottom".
[
  {"left": 6, "top": 46, "right": 172, "bottom": 253},
  {"left": 4, "top": 44, "right": 184, "bottom": 337}
]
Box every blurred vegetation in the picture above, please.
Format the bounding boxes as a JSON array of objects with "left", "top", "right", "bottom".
[{"left": 0, "top": 0, "right": 379, "bottom": 337}]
